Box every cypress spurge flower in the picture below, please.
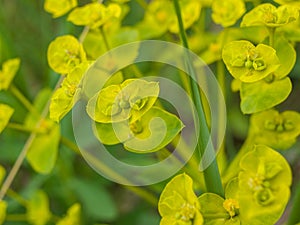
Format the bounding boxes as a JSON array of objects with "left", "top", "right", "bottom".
[
  {"left": 0, "top": 58, "right": 20, "bottom": 91},
  {"left": 44, "top": 0, "right": 77, "bottom": 18},
  {"left": 159, "top": 173, "right": 203, "bottom": 225}
]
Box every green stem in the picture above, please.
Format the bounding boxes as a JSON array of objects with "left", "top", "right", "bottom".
[
  {"left": 6, "top": 189, "right": 28, "bottom": 206},
  {"left": 268, "top": 27, "right": 276, "bottom": 48},
  {"left": 60, "top": 136, "right": 158, "bottom": 206},
  {"left": 287, "top": 179, "right": 300, "bottom": 225},
  {"left": 100, "top": 27, "right": 111, "bottom": 51},
  {"left": 9, "top": 84, "right": 40, "bottom": 118},
  {"left": 5, "top": 214, "right": 27, "bottom": 221},
  {"left": 7, "top": 122, "right": 43, "bottom": 134},
  {"left": 173, "top": 0, "right": 224, "bottom": 197}
]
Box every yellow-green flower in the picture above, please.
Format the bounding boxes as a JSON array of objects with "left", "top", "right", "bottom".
[
  {"left": 56, "top": 204, "right": 81, "bottom": 225},
  {"left": 44, "top": 0, "right": 77, "bottom": 18},
  {"left": 159, "top": 173, "right": 203, "bottom": 225},
  {"left": 241, "top": 3, "right": 299, "bottom": 28},
  {"left": 67, "top": 2, "right": 121, "bottom": 29},
  {"left": 0, "top": 201, "right": 7, "bottom": 225},
  {"left": 47, "top": 35, "right": 86, "bottom": 75},
  {"left": 212, "top": 0, "right": 246, "bottom": 27}
]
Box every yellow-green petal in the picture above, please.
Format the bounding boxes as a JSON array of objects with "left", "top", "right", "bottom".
[
  {"left": 56, "top": 203, "right": 81, "bottom": 225},
  {"left": 0, "top": 58, "right": 20, "bottom": 90},
  {"left": 44, "top": 0, "right": 77, "bottom": 18},
  {"left": 0, "top": 201, "right": 7, "bottom": 225},
  {"left": 0, "top": 104, "right": 14, "bottom": 134}
]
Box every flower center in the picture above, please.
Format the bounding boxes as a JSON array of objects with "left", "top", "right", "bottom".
[{"left": 223, "top": 199, "right": 239, "bottom": 217}]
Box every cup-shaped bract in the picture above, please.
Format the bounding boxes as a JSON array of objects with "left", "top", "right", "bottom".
[
  {"left": 0, "top": 58, "right": 20, "bottom": 91},
  {"left": 47, "top": 35, "right": 86, "bottom": 75},
  {"left": 44, "top": 0, "right": 77, "bottom": 18},
  {"left": 159, "top": 173, "right": 203, "bottom": 225}
]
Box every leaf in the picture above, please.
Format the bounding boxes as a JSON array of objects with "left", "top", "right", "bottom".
[
  {"left": 212, "top": 0, "right": 246, "bottom": 27},
  {"left": 56, "top": 203, "right": 81, "bottom": 225},
  {"left": 0, "top": 104, "right": 14, "bottom": 134},
  {"left": 0, "top": 201, "right": 7, "bottom": 225},
  {"left": 222, "top": 41, "right": 280, "bottom": 83},
  {"left": 68, "top": 179, "right": 118, "bottom": 221},
  {"left": 124, "top": 107, "right": 184, "bottom": 153},
  {"left": 0, "top": 58, "right": 20, "bottom": 90},
  {"left": 273, "top": 36, "right": 296, "bottom": 79},
  {"left": 47, "top": 35, "right": 86, "bottom": 74},
  {"left": 240, "top": 77, "right": 292, "bottom": 114},
  {"left": 25, "top": 89, "right": 60, "bottom": 174},
  {"left": 26, "top": 190, "right": 51, "bottom": 225},
  {"left": 44, "top": 0, "right": 77, "bottom": 18},
  {"left": 198, "top": 193, "right": 227, "bottom": 225},
  {"left": 241, "top": 3, "right": 299, "bottom": 28}
]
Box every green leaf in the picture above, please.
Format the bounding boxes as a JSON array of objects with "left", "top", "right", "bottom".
[
  {"left": 250, "top": 109, "right": 300, "bottom": 150},
  {"left": 67, "top": 2, "right": 121, "bottom": 29},
  {"left": 124, "top": 107, "right": 184, "bottom": 153},
  {"left": 25, "top": 89, "right": 60, "bottom": 174},
  {"left": 212, "top": 0, "right": 246, "bottom": 27},
  {"left": 238, "top": 145, "right": 292, "bottom": 225},
  {"left": 86, "top": 79, "right": 159, "bottom": 123},
  {"left": 56, "top": 203, "right": 81, "bottom": 225},
  {"left": 47, "top": 35, "right": 86, "bottom": 75},
  {"left": 273, "top": 36, "right": 296, "bottom": 79},
  {"left": 222, "top": 41, "right": 280, "bottom": 83},
  {"left": 158, "top": 173, "right": 203, "bottom": 225},
  {"left": 0, "top": 104, "right": 14, "bottom": 134},
  {"left": 198, "top": 193, "right": 227, "bottom": 225},
  {"left": 68, "top": 179, "right": 118, "bottom": 221},
  {"left": 44, "top": 0, "right": 77, "bottom": 18},
  {"left": 241, "top": 3, "right": 299, "bottom": 28},
  {"left": 240, "top": 77, "right": 292, "bottom": 114},
  {"left": 26, "top": 190, "right": 51, "bottom": 225},
  {"left": 0, "top": 201, "right": 7, "bottom": 225},
  {"left": 50, "top": 62, "right": 91, "bottom": 122},
  {"left": 0, "top": 58, "right": 20, "bottom": 90},
  {"left": 94, "top": 107, "right": 184, "bottom": 153}
]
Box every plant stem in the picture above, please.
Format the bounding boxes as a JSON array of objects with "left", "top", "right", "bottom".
[
  {"left": 0, "top": 77, "right": 64, "bottom": 201},
  {"left": 268, "top": 27, "right": 276, "bottom": 48},
  {"left": 6, "top": 189, "right": 28, "bottom": 206},
  {"left": 60, "top": 136, "right": 158, "bottom": 206},
  {"left": 287, "top": 179, "right": 300, "bottom": 225},
  {"left": 5, "top": 214, "right": 27, "bottom": 221},
  {"left": 7, "top": 122, "right": 43, "bottom": 134},
  {"left": 9, "top": 84, "right": 40, "bottom": 118},
  {"left": 173, "top": 0, "right": 224, "bottom": 197},
  {"left": 100, "top": 27, "right": 111, "bottom": 51}
]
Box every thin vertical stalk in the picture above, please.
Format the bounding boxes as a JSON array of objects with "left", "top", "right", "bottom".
[
  {"left": 173, "top": 0, "right": 224, "bottom": 196},
  {"left": 287, "top": 179, "right": 300, "bottom": 225}
]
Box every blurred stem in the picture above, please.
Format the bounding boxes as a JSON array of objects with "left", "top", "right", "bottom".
[
  {"left": 60, "top": 136, "right": 158, "bottom": 206},
  {"left": 5, "top": 214, "right": 27, "bottom": 222},
  {"left": 6, "top": 189, "right": 28, "bottom": 206},
  {"left": 173, "top": 0, "right": 224, "bottom": 196},
  {"left": 9, "top": 84, "right": 40, "bottom": 118},
  {"left": 217, "top": 60, "right": 226, "bottom": 97},
  {"left": 7, "top": 123, "right": 43, "bottom": 134},
  {"left": 0, "top": 77, "right": 64, "bottom": 201},
  {"left": 100, "top": 27, "right": 111, "bottom": 51},
  {"left": 287, "top": 179, "right": 300, "bottom": 225}
]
